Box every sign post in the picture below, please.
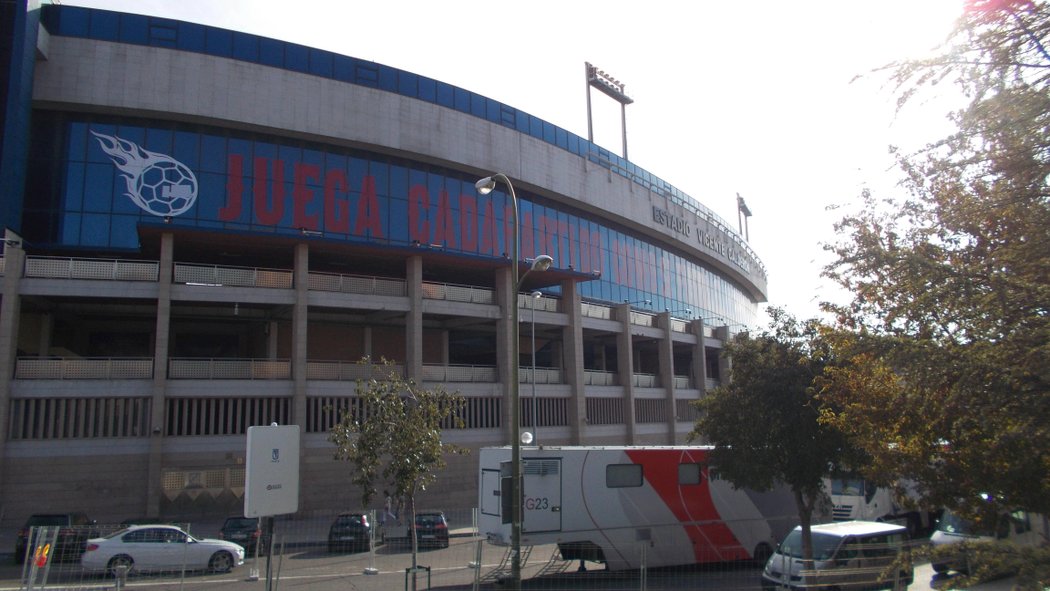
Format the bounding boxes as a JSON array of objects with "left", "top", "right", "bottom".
[{"left": 245, "top": 424, "right": 300, "bottom": 591}]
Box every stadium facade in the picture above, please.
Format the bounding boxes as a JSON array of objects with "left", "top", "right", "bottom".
[{"left": 0, "top": 2, "right": 767, "bottom": 523}]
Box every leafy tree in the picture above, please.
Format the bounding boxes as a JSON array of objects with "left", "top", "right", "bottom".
[
  {"left": 689, "top": 308, "right": 860, "bottom": 562},
  {"left": 821, "top": 0, "right": 1050, "bottom": 520},
  {"left": 328, "top": 360, "right": 467, "bottom": 580}
]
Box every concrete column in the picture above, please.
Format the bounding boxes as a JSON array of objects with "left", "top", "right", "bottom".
[
  {"left": 405, "top": 256, "right": 423, "bottom": 382},
  {"left": 690, "top": 318, "right": 709, "bottom": 444},
  {"left": 495, "top": 267, "right": 514, "bottom": 444},
  {"left": 37, "top": 313, "right": 52, "bottom": 356},
  {"left": 440, "top": 330, "right": 450, "bottom": 365},
  {"left": 292, "top": 243, "right": 309, "bottom": 429},
  {"left": 616, "top": 303, "right": 636, "bottom": 444},
  {"left": 363, "top": 326, "right": 372, "bottom": 359},
  {"left": 561, "top": 279, "right": 585, "bottom": 444},
  {"left": 267, "top": 321, "right": 278, "bottom": 359},
  {"left": 657, "top": 312, "right": 676, "bottom": 444},
  {"left": 0, "top": 238, "right": 26, "bottom": 503},
  {"left": 693, "top": 319, "right": 708, "bottom": 394},
  {"left": 145, "top": 232, "right": 173, "bottom": 516}
]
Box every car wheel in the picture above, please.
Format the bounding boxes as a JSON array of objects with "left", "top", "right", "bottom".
[
  {"left": 752, "top": 542, "right": 773, "bottom": 565},
  {"left": 209, "top": 551, "right": 234, "bottom": 573},
  {"left": 107, "top": 555, "right": 135, "bottom": 577}
]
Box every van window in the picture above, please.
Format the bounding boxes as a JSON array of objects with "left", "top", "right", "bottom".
[
  {"left": 858, "top": 533, "right": 904, "bottom": 558},
  {"left": 606, "top": 464, "right": 642, "bottom": 488},
  {"left": 938, "top": 511, "right": 997, "bottom": 537},
  {"left": 777, "top": 530, "right": 841, "bottom": 561},
  {"left": 678, "top": 463, "right": 702, "bottom": 485}
]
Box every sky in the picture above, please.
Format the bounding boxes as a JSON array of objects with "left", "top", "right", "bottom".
[{"left": 60, "top": 0, "right": 968, "bottom": 321}]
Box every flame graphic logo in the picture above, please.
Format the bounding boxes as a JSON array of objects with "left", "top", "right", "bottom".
[{"left": 91, "top": 131, "right": 198, "bottom": 217}]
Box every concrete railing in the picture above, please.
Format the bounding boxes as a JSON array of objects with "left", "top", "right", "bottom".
[{"left": 15, "top": 357, "right": 153, "bottom": 379}]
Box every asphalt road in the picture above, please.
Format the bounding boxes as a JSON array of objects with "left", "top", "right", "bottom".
[
  {"left": 1, "top": 538, "right": 992, "bottom": 591},
  {"left": 0, "top": 536, "right": 769, "bottom": 591}
]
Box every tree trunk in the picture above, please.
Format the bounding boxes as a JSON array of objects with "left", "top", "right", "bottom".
[
  {"left": 794, "top": 488, "right": 816, "bottom": 567},
  {"left": 408, "top": 494, "right": 418, "bottom": 591}
]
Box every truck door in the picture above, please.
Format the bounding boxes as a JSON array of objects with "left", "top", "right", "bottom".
[
  {"left": 522, "top": 457, "right": 562, "bottom": 533},
  {"left": 480, "top": 468, "right": 502, "bottom": 518}
]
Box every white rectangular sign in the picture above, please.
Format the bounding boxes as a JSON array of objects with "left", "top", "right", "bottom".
[{"left": 245, "top": 424, "right": 300, "bottom": 518}]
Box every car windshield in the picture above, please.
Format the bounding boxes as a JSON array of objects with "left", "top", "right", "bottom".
[
  {"left": 416, "top": 514, "right": 443, "bottom": 526},
  {"left": 937, "top": 511, "right": 996, "bottom": 536},
  {"left": 224, "top": 518, "right": 257, "bottom": 528},
  {"left": 337, "top": 515, "right": 363, "bottom": 525},
  {"left": 777, "top": 530, "right": 842, "bottom": 560}
]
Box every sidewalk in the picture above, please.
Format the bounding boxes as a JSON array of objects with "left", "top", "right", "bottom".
[{"left": 910, "top": 563, "right": 1019, "bottom": 591}]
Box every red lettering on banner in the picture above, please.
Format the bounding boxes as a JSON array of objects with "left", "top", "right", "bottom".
[
  {"left": 408, "top": 184, "right": 430, "bottom": 244},
  {"left": 479, "top": 199, "right": 498, "bottom": 256},
  {"left": 578, "top": 227, "right": 592, "bottom": 273},
  {"left": 459, "top": 194, "right": 477, "bottom": 252},
  {"left": 503, "top": 204, "right": 515, "bottom": 257},
  {"left": 662, "top": 252, "right": 673, "bottom": 295},
  {"left": 293, "top": 163, "right": 320, "bottom": 231},
  {"left": 220, "top": 154, "right": 244, "bottom": 221},
  {"left": 354, "top": 176, "right": 383, "bottom": 237},
  {"left": 560, "top": 218, "right": 573, "bottom": 270},
  {"left": 435, "top": 189, "right": 456, "bottom": 248},
  {"left": 632, "top": 243, "right": 643, "bottom": 289},
  {"left": 546, "top": 216, "right": 560, "bottom": 264},
  {"left": 254, "top": 158, "right": 285, "bottom": 225},
  {"left": 612, "top": 239, "right": 624, "bottom": 284},
  {"left": 520, "top": 212, "right": 535, "bottom": 260},
  {"left": 592, "top": 230, "right": 603, "bottom": 275},
  {"left": 324, "top": 169, "right": 350, "bottom": 233}
]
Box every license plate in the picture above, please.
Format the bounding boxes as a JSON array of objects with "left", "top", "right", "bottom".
[
  {"left": 422, "top": 535, "right": 434, "bottom": 539},
  {"left": 339, "top": 536, "right": 355, "bottom": 541}
]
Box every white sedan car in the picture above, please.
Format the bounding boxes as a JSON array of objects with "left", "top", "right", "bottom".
[{"left": 81, "top": 525, "right": 245, "bottom": 575}]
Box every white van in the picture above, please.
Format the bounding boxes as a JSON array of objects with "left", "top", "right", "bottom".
[
  {"left": 761, "top": 521, "right": 913, "bottom": 591},
  {"left": 930, "top": 509, "right": 1048, "bottom": 574}
]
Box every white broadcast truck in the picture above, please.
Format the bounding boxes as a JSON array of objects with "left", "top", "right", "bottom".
[
  {"left": 478, "top": 445, "right": 801, "bottom": 571},
  {"left": 826, "top": 475, "right": 938, "bottom": 537}
]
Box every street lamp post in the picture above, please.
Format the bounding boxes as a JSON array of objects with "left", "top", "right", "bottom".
[
  {"left": 474, "top": 174, "right": 553, "bottom": 591},
  {"left": 530, "top": 290, "right": 542, "bottom": 444}
]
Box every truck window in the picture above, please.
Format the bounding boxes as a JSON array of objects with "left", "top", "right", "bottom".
[
  {"left": 831, "top": 478, "right": 865, "bottom": 496},
  {"left": 678, "top": 463, "right": 703, "bottom": 485},
  {"left": 607, "top": 464, "right": 643, "bottom": 488}
]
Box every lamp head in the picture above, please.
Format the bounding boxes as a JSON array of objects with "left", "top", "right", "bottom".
[
  {"left": 475, "top": 176, "right": 497, "bottom": 195},
  {"left": 531, "top": 254, "right": 554, "bottom": 272}
]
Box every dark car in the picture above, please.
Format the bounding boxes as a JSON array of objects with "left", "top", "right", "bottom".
[
  {"left": 414, "top": 512, "right": 450, "bottom": 548},
  {"left": 14, "top": 512, "right": 97, "bottom": 564},
  {"left": 327, "top": 513, "right": 372, "bottom": 553},
  {"left": 218, "top": 516, "right": 268, "bottom": 555}
]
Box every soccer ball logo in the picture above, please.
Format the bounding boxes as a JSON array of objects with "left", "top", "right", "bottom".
[{"left": 91, "top": 131, "right": 198, "bottom": 217}]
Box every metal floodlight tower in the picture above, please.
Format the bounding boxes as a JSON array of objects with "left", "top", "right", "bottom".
[
  {"left": 585, "top": 62, "right": 634, "bottom": 160},
  {"left": 737, "top": 193, "right": 753, "bottom": 242},
  {"left": 475, "top": 174, "right": 553, "bottom": 591},
  {"left": 529, "top": 290, "right": 542, "bottom": 444}
]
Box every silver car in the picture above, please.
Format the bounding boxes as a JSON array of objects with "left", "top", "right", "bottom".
[{"left": 81, "top": 524, "right": 244, "bottom": 576}]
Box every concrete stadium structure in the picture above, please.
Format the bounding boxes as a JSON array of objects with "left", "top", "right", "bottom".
[{"left": 0, "top": 2, "right": 767, "bottom": 524}]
